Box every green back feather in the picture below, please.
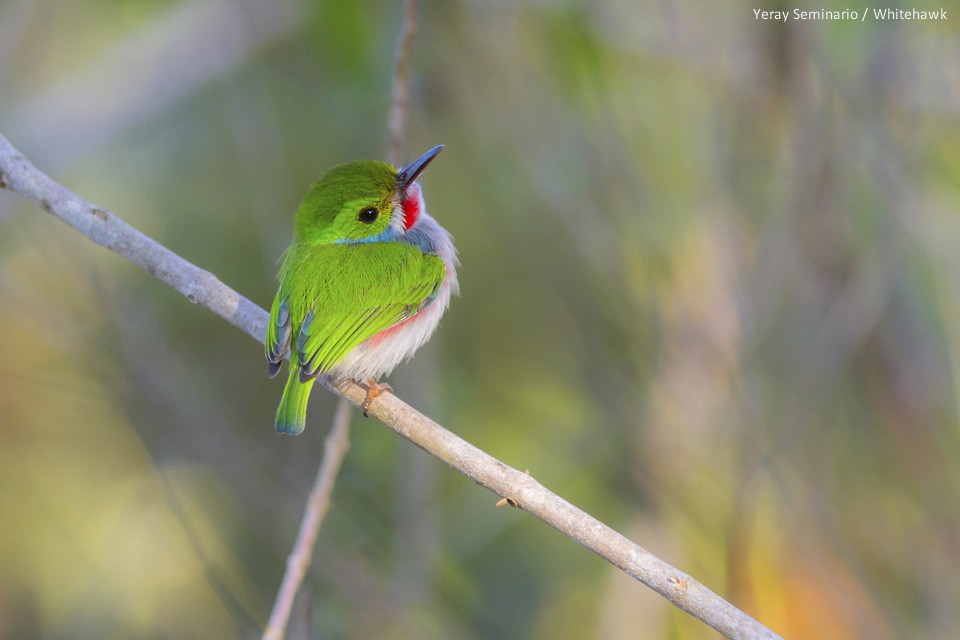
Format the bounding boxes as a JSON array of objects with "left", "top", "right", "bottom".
[{"left": 268, "top": 241, "right": 445, "bottom": 377}]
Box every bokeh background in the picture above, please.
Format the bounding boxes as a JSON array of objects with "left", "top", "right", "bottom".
[{"left": 1, "top": 0, "right": 959, "bottom": 638}]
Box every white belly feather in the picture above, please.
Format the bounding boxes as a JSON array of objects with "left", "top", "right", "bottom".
[
  {"left": 328, "top": 273, "right": 455, "bottom": 381},
  {"left": 325, "top": 208, "right": 459, "bottom": 382}
]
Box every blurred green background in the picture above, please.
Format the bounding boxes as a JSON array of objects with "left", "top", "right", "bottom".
[{"left": 1, "top": 0, "right": 959, "bottom": 638}]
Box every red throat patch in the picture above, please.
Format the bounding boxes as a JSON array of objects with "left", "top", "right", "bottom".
[{"left": 402, "top": 185, "right": 421, "bottom": 230}]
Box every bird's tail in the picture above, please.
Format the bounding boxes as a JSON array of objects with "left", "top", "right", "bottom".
[{"left": 275, "top": 366, "right": 316, "bottom": 435}]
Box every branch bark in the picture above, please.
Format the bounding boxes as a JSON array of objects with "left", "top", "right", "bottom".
[{"left": 0, "top": 131, "right": 782, "bottom": 640}]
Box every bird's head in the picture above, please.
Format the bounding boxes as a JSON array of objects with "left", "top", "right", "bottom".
[{"left": 294, "top": 145, "right": 443, "bottom": 245}]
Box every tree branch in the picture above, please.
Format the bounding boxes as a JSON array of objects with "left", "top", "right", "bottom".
[
  {"left": 0, "top": 131, "right": 782, "bottom": 640},
  {"left": 0, "top": 134, "right": 268, "bottom": 344}
]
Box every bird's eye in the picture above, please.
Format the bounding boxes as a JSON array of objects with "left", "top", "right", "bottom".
[{"left": 358, "top": 207, "right": 379, "bottom": 224}]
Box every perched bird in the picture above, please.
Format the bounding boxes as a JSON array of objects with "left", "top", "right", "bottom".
[{"left": 266, "top": 145, "right": 458, "bottom": 434}]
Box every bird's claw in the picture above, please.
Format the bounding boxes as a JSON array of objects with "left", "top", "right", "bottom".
[{"left": 361, "top": 378, "right": 393, "bottom": 417}]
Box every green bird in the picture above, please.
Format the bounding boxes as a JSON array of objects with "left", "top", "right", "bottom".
[{"left": 266, "top": 145, "right": 458, "bottom": 434}]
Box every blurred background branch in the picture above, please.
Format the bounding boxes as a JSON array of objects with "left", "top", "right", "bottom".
[
  {"left": 263, "top": 398, "right": 352, "bottom": 640},
  {"left": 264, "top": 0, "right": 421, "bottom": 637},
  {"left": 6, "top": 0, "right": 301, "bottom": 172},
  {"left": 387, "top": 0, "right": 418, "bottom": 167}
]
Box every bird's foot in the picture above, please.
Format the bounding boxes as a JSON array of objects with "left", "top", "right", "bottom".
[{"left": 361, "top": 378, "right": 393, "bottom": 417}]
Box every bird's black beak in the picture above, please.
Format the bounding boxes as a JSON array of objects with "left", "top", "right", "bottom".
[{"left": 397, "top": 145, "right": 443, "bottom": 193}]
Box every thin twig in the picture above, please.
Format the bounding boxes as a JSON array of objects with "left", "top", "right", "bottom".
[
  {"left": 0, "top": 130, "right": 781, "bottom": 640},
  {"left": 387, "top": 0, "right": 418, "bottom": 167},
  {"left": 154, "top": 467, "right": 261, "bottom": 633},
  {"left": 261, "top": 4, "right": 424, "bottom": 637},
  {"left": 263, "top": 398, "right": 352, "bottom": 640}
]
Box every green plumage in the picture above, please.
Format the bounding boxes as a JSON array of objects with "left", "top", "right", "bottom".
[
  {"left": 274, "top": 366, "right": 315, "bottom": 436},
  {"left": 295, "top": 161, "right": 396, "bottom": 244},
  {"left": 266, "top": 158, "right": 448, "bottom": 434}
]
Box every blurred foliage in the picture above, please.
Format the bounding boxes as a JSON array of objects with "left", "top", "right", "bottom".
[{"left": 1, "top": 0, "right": 960, "bottom": 638}]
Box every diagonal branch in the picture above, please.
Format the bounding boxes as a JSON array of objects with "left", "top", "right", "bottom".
[
  {"left": 0, "top": 132, "right": 782, "bottom": 640},
  {"left": 0, "top": 134, "right": 268, "bottom": 343}
]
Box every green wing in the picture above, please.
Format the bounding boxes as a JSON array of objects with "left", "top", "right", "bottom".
[
  {"left": 269, "top": 242, "right": 445, "bottom": 380},
  {"left": 266, "top": 295, "right": 291, "bottom": 377}
]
